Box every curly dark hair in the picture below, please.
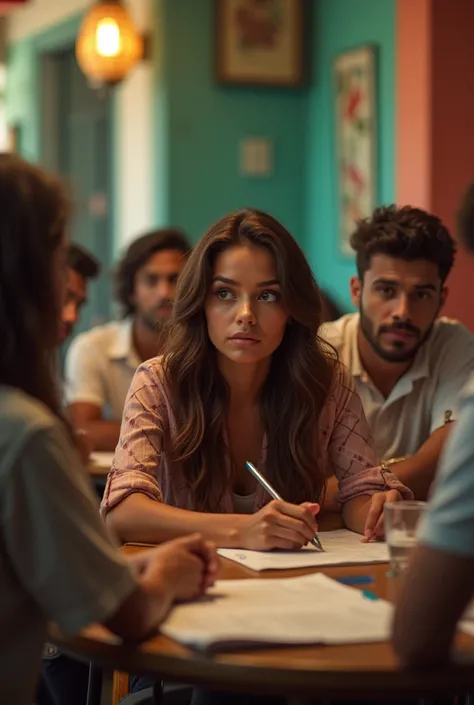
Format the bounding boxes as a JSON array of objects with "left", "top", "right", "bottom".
[
  {"left": 351, "top": 205, "right": 456, "bottom": 283},
  {"left": 116, "top": 228, "right": 190, "bottom": 317},
  {"left": 457, "top": 181, "right": 474, "bottom": 253},
  {"left": 67, "top": 243, "right": 100, "bottom": 279}
]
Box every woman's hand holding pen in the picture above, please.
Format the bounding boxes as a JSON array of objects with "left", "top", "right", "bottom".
[{"left": 238, "top": 500, "right": 320, "bottom": 550}]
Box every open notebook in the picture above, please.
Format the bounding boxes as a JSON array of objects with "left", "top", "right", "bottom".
[
  {"left": 161, "top": 573, "right": 393, "bottom": 653},
  {"left": 217, "top": 529, "right": 389, "bottom": 571}
]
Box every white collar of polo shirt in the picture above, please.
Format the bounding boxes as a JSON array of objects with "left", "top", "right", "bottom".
[{"left": 108, "top": 317, "right": 141, "bottom": 369}]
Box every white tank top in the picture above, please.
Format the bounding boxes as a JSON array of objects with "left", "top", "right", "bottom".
[{"left": 232, "top": 492, "right": 257, "bottom": 514}]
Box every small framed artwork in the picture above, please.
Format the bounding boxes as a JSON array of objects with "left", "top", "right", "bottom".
[
  {"left": 215, "top": 0, "right": 304, "bottom": 87},
  {"left": 334, "top": 45, "right": 377, "bottom": 255}
]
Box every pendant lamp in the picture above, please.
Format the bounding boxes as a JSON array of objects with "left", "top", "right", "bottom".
[{"left": 76, "top": 0, "right": 144, "bottom": 88}]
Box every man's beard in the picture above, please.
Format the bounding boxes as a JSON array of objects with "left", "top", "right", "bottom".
[
  {"left": 140, "top": 313, "right": 167, "bottom": 332},
  {"left": 139, "top": 302, "right": 173, "bottom": 332},
  {"left": 359, "top": 302, "right": 436, "bottom": 363}
]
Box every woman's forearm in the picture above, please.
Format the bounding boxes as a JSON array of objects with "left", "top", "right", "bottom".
[
  {"left": 342, "top": 495, "right": 371, "bottom": 534},
  {"left": 106, "top": 492, "right": 248, "bottom": 547}
]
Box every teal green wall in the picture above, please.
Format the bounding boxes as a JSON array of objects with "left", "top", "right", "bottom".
[
  {"left": 306, "top": 0, "right": 396, "bottom": 310},
  {"left": 6, "top": 0, "right": 396, "bottom": 312},
  {"left": 6, "top": 40, "right": 38, "bottom": 159},
  {"left": 5, "top": 13, "right": 118, "bottom": 254},
  {"left": 6, "top": 15, "right": 84, "bottom": 163},
  {"left": 162, "top": 0, "right": 309, "bottom": 243},
  {"left": 159, "top": 0, "right": 396, "bottom": 308}
]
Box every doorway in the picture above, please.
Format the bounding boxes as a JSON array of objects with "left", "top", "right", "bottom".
[{"left": 41, "top": 47, "right": 114, "bottom": 340}]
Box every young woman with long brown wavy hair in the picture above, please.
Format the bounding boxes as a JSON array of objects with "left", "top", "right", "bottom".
[{"left": 102, "top": 208, "right": 412, "bottom": 548}]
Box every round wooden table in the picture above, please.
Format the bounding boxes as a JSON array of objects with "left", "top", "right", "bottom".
[{"left": 48, "top": 532, "right": 474, "bottom": 703}]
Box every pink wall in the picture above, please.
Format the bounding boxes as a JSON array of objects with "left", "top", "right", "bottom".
[
  {"left": 431, "top": 0, "right": 474, "bottom": 324},
  {"left": 396, "top": 0, "right": 474, "bottom": 330},
  {"left": 396, "top": 0, "right": 432, "bottom": 209}
]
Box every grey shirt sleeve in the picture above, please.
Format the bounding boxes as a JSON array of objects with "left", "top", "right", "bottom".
[
  {"left": 430, "top": 330, "right": 474, "bottom": 433},
  {"left": 2, "top": 422, "right": 137, "bottom": 634}
]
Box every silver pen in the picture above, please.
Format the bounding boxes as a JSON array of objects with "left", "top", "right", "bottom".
[{"left": 245, "top": 461, "right": 324, "bottom": 552}]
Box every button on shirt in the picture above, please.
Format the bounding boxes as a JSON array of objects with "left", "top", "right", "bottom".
[
  {"left": 320, "top": 314, "right": 474, "bottom": 461},
  {"left": 65, "top": 319, "right": 141, "bottom": 421},
  {"left": 418, "top": 373, "right": 474, "bottom": 557}
]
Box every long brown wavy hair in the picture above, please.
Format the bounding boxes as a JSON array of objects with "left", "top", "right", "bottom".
[
  {"left": 0, "top": 153, "right": 69, "bottom": 421},
  {"left": 161, "top": 208, "right": 337, "bottom": 510}
]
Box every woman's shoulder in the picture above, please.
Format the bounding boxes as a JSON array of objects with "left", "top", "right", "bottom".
[
  {"left": 0, "top": 385, "right": 59, "bottom": 437},
  {"left": 133, "top": 355, "right": 167, "bottom": 389},
  {"left": 0, "top": 386, "right": 66, "bottom": 474},
  {"left": 128, "top": 355, "right": 174, "bottom": 413}
]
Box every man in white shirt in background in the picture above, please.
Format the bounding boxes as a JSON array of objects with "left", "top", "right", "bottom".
[
  {"left": 60, "top": 243, "right": 101, "bottom": 343},
  {"left": 321, "top": 205, "right": 474, "bottom": 500},
  {"left": 65, "top": 228, "right": 190, "bottom": 451}
]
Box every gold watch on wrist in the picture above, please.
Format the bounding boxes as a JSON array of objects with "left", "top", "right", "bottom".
[
  {"left": 380, "top": 457, "right": 407, "bottom": 490},
  {"left": 381, "top": 457, "right": 407, "bottom": 468}
]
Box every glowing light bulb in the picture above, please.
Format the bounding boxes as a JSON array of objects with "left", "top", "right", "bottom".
[
  {"left": 76, "top": 1, "right": 144, "bottom": 86},
  {"left": 95, "top": 17, "right": 121, "bottom": 57}
]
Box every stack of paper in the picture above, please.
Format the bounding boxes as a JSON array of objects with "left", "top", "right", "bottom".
[
  {"left": 217, "top": 529, "right": 389, "bottom": 571},
  {"left": 161, "top": 573, "right": 392, "bottom": 652}
]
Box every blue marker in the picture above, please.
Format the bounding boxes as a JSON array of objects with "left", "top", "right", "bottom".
[
  {"left": 337, "top": 575, "right": 374, "bottom": 586},
  {"left": 362, "top": 589, "right": 379, "bottom": 601}
]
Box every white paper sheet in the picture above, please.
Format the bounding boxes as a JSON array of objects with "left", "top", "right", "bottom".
[
  {"left": 443, "top": 601, "right": 474, "bottom": 642},
  {"left": 459, "top": 600, "right": 474, "bottom": 636},
  {"left": 217, "top": 529, "right": 389, "bottom": 571},
  {"left": 89, "top": 452, "right": 115, "bottom": 469},
  {"left": 460, "top": 621, "right": 474, "bottom": 637},
  {"left": 161, "top": 573, "right": 392, "bottom": 652}
]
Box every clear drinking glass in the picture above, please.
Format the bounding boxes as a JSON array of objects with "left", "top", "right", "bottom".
[{"left": 384, "top": 501, "right": 426, "bottom": 576}]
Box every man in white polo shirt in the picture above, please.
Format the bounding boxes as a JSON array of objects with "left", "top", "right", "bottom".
[
  {"left": 65, "top": 227, "right": 190, "bottom": 452},
  {"left": 321, "top": 204, "right": 474, "bottom": 500}
]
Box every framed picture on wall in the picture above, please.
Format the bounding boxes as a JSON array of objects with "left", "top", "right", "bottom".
[
  {"left": 215, "top": 0, "right": 304, "bottom": 87},
  {"left": 334, "top": 45, "right": 377, "bottom": 255}
]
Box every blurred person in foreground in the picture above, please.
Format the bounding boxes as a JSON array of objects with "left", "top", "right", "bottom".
[
  {"left": 0, "top": 153, "right": 217, "bottom": 705},
  {"left": 393, "top": 182, "right": 474, "bottom": 667}
]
